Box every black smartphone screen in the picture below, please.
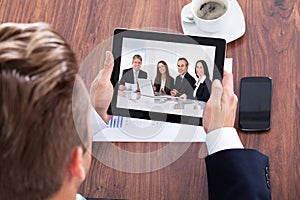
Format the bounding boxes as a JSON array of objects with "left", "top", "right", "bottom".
[{"left": 238, "top": 77, "right": 272, "bottom": 131}]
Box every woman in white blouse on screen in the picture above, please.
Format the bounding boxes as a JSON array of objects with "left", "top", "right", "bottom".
[
  {"left": 153, "top": 60, "right": 174, "bottom": 95},
  {"left": 193, "top": 60, "right": 212, "bottom": 102}
]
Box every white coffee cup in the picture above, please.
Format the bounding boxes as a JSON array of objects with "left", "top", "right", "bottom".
[{"left": 189, "top": 0, "right": 231, "bottom": 32}]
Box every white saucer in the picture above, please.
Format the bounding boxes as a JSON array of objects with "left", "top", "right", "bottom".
[{"left": 181, "top": 0, "right": 245, "bottom": 43}]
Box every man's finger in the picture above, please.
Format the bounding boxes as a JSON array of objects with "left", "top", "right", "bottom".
[
  {"left": 95, "top": 51, "right": 114, "bottom": 81},
  {"left": 202, "top": 98, "right": 211, "bottom": 133},
  {"left": 222, "top": 70, "right": 234, "bottom": 94},
  {"left": 210, "top": 79, "right": 223, "bottom": 109}
]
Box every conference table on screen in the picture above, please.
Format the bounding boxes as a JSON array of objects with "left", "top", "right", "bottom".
[{"left": 116, "top": 90, "right": 205, "bottom": 118}]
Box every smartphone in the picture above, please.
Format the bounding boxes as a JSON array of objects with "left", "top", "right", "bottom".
[{"left": 238, "top": 77, "right": 272, "bottom": 132}]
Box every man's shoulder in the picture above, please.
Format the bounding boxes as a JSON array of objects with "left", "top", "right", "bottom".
[
  {"left": 123, "top": 68, "right": 133, "bottom": 75},
  {"left": 185, "top": 72, "right": 196, "bottom": 82},
  {"left": 140, "top": 69, "right": 147, "bottom": 75},
  {"left": 185, "top": 72, "right": 193, "bottom": 78}
]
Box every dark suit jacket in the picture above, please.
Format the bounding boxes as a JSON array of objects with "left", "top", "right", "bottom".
[
  {"left": 205, "top": 149, "right": 271, "bottom": 200},
  {"left": 154, "top": 76, "right": 174, "bottom": 95},
  {"left": 174, "top": 72, "right": 196, "bottom": 99},
  {"left": 119, "top": 68, "right": 147, "bottom": 85},
  {"left": 194, "top": 78, "right": 212, "bottom": 102}
]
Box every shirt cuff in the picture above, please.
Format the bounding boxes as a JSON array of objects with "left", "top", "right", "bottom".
[
  {"left": 76, "top": 194, "right": 86, "bottom": 200},
  {"left": 205, "top": 127, "right": 244, "bottom": 155},
  {"left": 90, "top": 107, "right": 108, "bottom": 135}
]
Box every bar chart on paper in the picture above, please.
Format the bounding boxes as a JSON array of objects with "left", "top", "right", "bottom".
[{"left": 93, "top": 115, "right": 206, "bottom": 142}]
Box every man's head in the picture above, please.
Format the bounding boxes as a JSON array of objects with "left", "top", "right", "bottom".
[
  {"left": 132, "top": 54, "right": 142, "bottom": 72},
  {"left": 177, "top": 58, "right": 189, "bottom": 75},
  {"left": 0, "top": 23, "right": 91, "bottom": 199}
]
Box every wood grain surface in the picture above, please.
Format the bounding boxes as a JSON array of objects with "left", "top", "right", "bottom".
[{"left": 1, "top": 0, "right": 299, "bottom": 199}]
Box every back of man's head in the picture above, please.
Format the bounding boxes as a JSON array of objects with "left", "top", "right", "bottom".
[{"left": 0, "top": 23, "right": 90, "bottom": 199}]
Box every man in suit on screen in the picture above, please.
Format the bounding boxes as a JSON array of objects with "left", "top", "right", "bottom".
[
  {"left": 118, "top": 54, "right": 147, "bottom": 92},
  {"left": 171, "top": 57, "right": 196, "bottom": 99}
]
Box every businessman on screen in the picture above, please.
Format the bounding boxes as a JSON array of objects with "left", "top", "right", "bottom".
[
  {"left": 118, "top": 54, "right": 147, "bottom": 92},
  {"left": 171, "top": 57, "right": 196, "bottom": 99}
]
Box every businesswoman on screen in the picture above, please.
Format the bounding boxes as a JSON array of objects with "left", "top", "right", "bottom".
[
  {"left": 193, "top": 60, "right": 212, "bottom": 102},
  {"left": 153, "top": 60, "right": 174, "bottom": 95}
]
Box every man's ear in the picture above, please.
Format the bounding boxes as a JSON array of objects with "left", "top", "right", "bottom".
[{"left": 68, "top": 146, "right": 86, "bottom": 181}]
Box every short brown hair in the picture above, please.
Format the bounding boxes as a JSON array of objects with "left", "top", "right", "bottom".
[
  {"left": 0, "top": 23, "right": 90, "bottom": 199},
  {"left": 132, "top": 54, "right": 142, "bottom": 62},
  {"left": 177, "top": 57, "right": 189, "bottom": 66}
]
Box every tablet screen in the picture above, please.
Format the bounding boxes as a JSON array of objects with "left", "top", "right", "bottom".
[{"left": 109, "top": 29, "right": 226, "bottom": 126}]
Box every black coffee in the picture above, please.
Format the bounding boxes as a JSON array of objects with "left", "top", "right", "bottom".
[{"left": 196, "top": 1, "right": 227, "bottom": 20}]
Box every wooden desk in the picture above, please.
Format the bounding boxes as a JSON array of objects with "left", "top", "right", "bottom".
[{"left": 1, "top": 0, "right": 299, "bottom": 199}]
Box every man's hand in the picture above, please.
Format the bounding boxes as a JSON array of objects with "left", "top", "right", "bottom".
[
  {"left": 203, "top": 71, "right": 238, "bottom": 133},
  {"left": 179, "top": 93, "right": 187, "bottom": 99},
  {"left": 119, "top": 84, "right": 126, "bottom": 91},
  {"left": 90, "top": 51, "right": 114, "bottom": 123},
  {"left": 160, "top": 87, "right": 165, "bottom": 94},
  {"left": 170, "top": 89, "right": 177, "bottom": 97}
]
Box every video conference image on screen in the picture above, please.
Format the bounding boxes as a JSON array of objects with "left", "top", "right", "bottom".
[{"left": 116, "top": 37, "right": 217, "bottom": 119}]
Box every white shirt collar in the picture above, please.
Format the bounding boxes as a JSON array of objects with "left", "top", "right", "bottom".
[
  {"left": 199, "top": 75, "right": 206, "bottom": 84},
  {"left": 180, "top": 72, "right": 187, "bottom": 79}
]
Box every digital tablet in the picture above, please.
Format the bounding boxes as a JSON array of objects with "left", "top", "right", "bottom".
[{"left": 108, "top": 28, "right": 226, "bottom": 126}]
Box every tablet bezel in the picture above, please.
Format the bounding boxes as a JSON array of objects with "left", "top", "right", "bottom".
[{"left": 108, "top": 28, "right": 226, "bottom": 126}]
